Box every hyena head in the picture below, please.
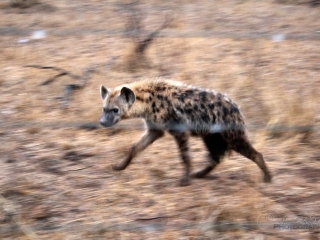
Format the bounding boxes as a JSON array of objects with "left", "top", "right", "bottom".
[{"left": 100, "top": 85, "right": 136, "bottom": 128}]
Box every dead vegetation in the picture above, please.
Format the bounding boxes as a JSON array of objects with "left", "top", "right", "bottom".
[
  {"left": 0, "top": 0, "right": 320, "bottom": 239},
  {"left": 119, "top": 0, "right": 172, "bottom": 72}
]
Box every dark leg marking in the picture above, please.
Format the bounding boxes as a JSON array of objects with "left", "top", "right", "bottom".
[
  {"left": 192, "top": 133, "right": 228, "bottom": 178},
  {"left": 231, "top": 137, "right": 272, "bottom": 183},
  {"left": 169, "top": 130, "right": 191, "bottom": 186},
  {"left": 112, "top": 129, "right": 164, "bottom": 171}
]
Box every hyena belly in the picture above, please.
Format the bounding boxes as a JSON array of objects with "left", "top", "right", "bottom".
[{"left": 99, "top": 79, "right": 272, "bottom": 186}]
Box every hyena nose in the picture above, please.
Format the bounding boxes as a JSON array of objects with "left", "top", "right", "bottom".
[
  {"left": 100, "top": 121, "right": 106, "bottom": 127},
  {"left": 100, "top": 119, "right": 107, "bottom": 127},
  {"left": 100, "top": 118, "right": 112, "bottom": 128}
]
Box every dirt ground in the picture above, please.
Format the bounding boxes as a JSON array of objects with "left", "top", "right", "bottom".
[{"left": 0, "top": 0, "right": 320, "bottom": 239}]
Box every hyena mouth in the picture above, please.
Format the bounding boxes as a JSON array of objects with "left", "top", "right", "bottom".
[
  {"left": 100, "top": 121, "right": 110, "bottom": 128},
  {"left": 100, "top": 118, "right": 120, "bottom": 128}
]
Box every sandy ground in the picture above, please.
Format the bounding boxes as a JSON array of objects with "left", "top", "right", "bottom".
[{"left": 0, "top": 0, "right": 320, "bottom": 239}]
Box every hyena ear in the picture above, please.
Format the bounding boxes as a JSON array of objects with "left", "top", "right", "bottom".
[
  {"left": 100, "top": 85, "right": 109, "bottom": 100},
  {"left": 120, "top": 87, "right": 135, "bottom": 105}
]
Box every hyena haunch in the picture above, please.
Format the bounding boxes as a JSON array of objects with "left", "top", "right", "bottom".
[{"left": 100, "top": 79, "right": 271, "bottom": 186}]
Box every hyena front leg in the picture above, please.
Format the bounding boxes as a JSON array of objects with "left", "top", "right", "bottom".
[
  {"left": 112, "top": 129, "right": 164, "bottom": 171},
  {"left": 169, "top": 130, "right": 191, "bottom": 186}
]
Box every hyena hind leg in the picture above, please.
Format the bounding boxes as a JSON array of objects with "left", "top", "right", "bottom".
[
  {"left": 231, "top": 137, "right": 272, "bottom": 183},
  {"left": 192, "top": 133, "right": 228, "bottom": 178}
]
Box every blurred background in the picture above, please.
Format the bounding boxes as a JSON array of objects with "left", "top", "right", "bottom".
[{"left": 0, "top": 0, "right": 320, "bottom": 239}]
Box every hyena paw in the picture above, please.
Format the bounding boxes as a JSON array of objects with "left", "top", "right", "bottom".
[
  {"left": 191, "top": 172, "right": 206, "bottom": 179},
  {"left": 112, "top": 164, "right": 126, "bottom": 171},
  {"left": 179, "top": 176, "right": 190, "bottom": 186},
  {"left": 263, "top": 174, "right": 272, "bottom": 183}
]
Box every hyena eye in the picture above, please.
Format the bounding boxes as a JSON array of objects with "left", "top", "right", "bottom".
[{"left": 112, "top": 108, "right": 119, "bottom": 114}]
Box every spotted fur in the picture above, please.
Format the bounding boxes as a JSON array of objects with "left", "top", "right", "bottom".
[{"left": 100, "top": 79, "right": 271, "bottom": 186}]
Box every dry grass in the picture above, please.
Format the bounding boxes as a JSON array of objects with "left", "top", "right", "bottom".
[{"left": 0, "top": 0, "right": 320, "bottom": 239}]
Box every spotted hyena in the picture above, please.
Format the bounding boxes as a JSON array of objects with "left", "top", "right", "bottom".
[{"left": 100, "top": 79, "right": 271, "bottom": 186}]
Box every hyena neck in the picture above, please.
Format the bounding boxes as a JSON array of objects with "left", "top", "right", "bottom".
[
  {"left": 126, "top": 101, "right": 148, "bottom": 119},
  {"left": 122, "top": 79, "right": 172, "bottom": 120},
  {"left": 122, "top": 82, "right": 153, "bottom": 120}
]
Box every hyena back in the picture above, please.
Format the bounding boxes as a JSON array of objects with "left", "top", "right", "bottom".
[{"left": 100, "top": 79, "right": 271, "bottom": 186}]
